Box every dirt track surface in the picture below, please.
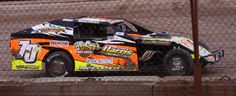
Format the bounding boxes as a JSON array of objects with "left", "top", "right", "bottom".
[{"left": 0, "top": 0, "right": 235, "bottom": 78}]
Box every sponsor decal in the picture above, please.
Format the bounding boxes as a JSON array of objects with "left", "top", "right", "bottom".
[
  {"left": 77, "top": 18, "right": 123, "bottom": 24},
  {"left": 40, "top": 28, "right": 65, "bottom": 33},
  {"left": 179, "top": 39, "right": 210, "bottom": 56},
  {"left": 77, "top": 19, "right": 100, "bottom": 24},
  {"left": 32, "top": 23, "right": 69, "bottom": 35},
  {"left": 79, "top": 66, "right": 121, "bottom": 71},
  {"left": 16, "top": 65, "right": 39, "bottom": 70},
  {"left": 50, "top": 41, "right": 69, "bottom": 46},
  {"left": 18, "top": 40, "right": 41, "bottom": 63},
  {"left": 141, "top": 40, "right": 171, "bottom": 46},
  {"left": 141, "top": 37, "right": 171, "bottom": 41},
  {"left": 100, "top": 45, "right": 133, "bottom": 59},
  {"left": 87, "top": 59, "right": 113, "bottom": 64},
  {"left": 74, "top": 61, "right": 137, "bottom": 71},
  {"left": 115, "top": 32, "right": 125, "bottom": 36},
  {"left": 74, "top": 41, "right": 100, "bottom": 58},
  {"left": 199, "top": 47, "right": 210, "bottom": 56},
  {"left": 180, "top": 40, "right": 193, "bottom": 47},
  {"left": 12, "top": 59, "right": 42, "bottom": 70},
  {"left": 74, "top": 41, "right": 134, "bottom": 58}
]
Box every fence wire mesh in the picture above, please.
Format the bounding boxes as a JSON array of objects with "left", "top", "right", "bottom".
[
  {"left": 0, "top": 0, "right": 235, "bottom": 96},
  {"left": 198, "top": 0, "right": 235, "bottom": 77},
  {"left": 0, "top": 0, "right": 194, "bottom": 77}
]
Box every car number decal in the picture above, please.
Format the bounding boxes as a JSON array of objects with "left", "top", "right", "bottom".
[{"left": 18, "top": 40, "right": 41, "bottom": 63}]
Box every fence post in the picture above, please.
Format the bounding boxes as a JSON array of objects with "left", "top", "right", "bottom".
[{"left": 190, "top": 0, "right": 202, "bottom": 96}]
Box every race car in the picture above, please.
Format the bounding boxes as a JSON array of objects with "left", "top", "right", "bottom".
[{"left": 10, "top": 17, "right": 224, "bottom": 77}]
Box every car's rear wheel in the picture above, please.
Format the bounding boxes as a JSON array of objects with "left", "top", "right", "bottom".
[
  {"left": 45, "top": 51, "right": 74, "bottom": 77},
  {"left": 163, "top": 49, "right": 193, "bottom": 76}
]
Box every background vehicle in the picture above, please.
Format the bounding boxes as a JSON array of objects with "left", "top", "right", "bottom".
[{"left": 10, "top": 17, "right": 224, "bottom": 77}]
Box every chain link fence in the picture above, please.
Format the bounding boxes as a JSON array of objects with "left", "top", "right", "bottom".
[
  {"left": 0, "top": 0, "right": 194, "bottom": 77},
  {"left": 198, "top": 0, "right": 236, "bottom": 77},
  {"left": 0, "top": 0, "right": 235, "bottom": 95}
]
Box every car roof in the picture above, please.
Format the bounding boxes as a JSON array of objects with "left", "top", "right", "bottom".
[{"left": 63, "top": 17, "right": 124, "bottom": 25}]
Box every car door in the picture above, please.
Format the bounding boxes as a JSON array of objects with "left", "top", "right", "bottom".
[{"left": 73, "top": 23, "right": 139, "bottom": 71}]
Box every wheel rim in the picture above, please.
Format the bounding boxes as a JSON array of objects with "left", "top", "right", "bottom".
[
  {"left": 50, "top": 58, "right": 66, "bottom": 76},
  {"left": 168, "top": 56, "right": 185, "bottom": 74}
]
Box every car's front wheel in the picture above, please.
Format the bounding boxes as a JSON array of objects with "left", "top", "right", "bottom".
[
  {"left": 163, "top": 49, "right": 193, "bottom": 76},
  {"left": 45, "top": 51, "right": 74, "bottom": 77}
]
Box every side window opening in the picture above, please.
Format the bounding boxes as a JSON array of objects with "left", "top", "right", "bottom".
[{"left": 75, "top": 23, "right": 109, "bottom": 39}]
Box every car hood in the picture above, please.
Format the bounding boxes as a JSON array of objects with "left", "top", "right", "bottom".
[{"left": 139, "top": 35, "right": 212, "bottom": 57}]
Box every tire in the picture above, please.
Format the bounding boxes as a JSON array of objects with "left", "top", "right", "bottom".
[
  {"left": 45, "top": 51, "right": 74, "bottom": 77},
  {"left": 163, "top": 49, "right": 193, "bottom": 76}
]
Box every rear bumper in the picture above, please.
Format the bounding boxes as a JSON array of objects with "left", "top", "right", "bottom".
[{"left": 203, "top": 49, "right": 224, "bottom": 63}]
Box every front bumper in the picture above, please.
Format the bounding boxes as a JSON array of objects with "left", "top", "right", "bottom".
[{"left": 203, "top": 49, "right": 224, "bottom": 63}]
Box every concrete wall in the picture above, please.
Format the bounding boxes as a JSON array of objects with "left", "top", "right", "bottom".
[{"left": 0, "top": 77, "right": 235, "bottom": 96}]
